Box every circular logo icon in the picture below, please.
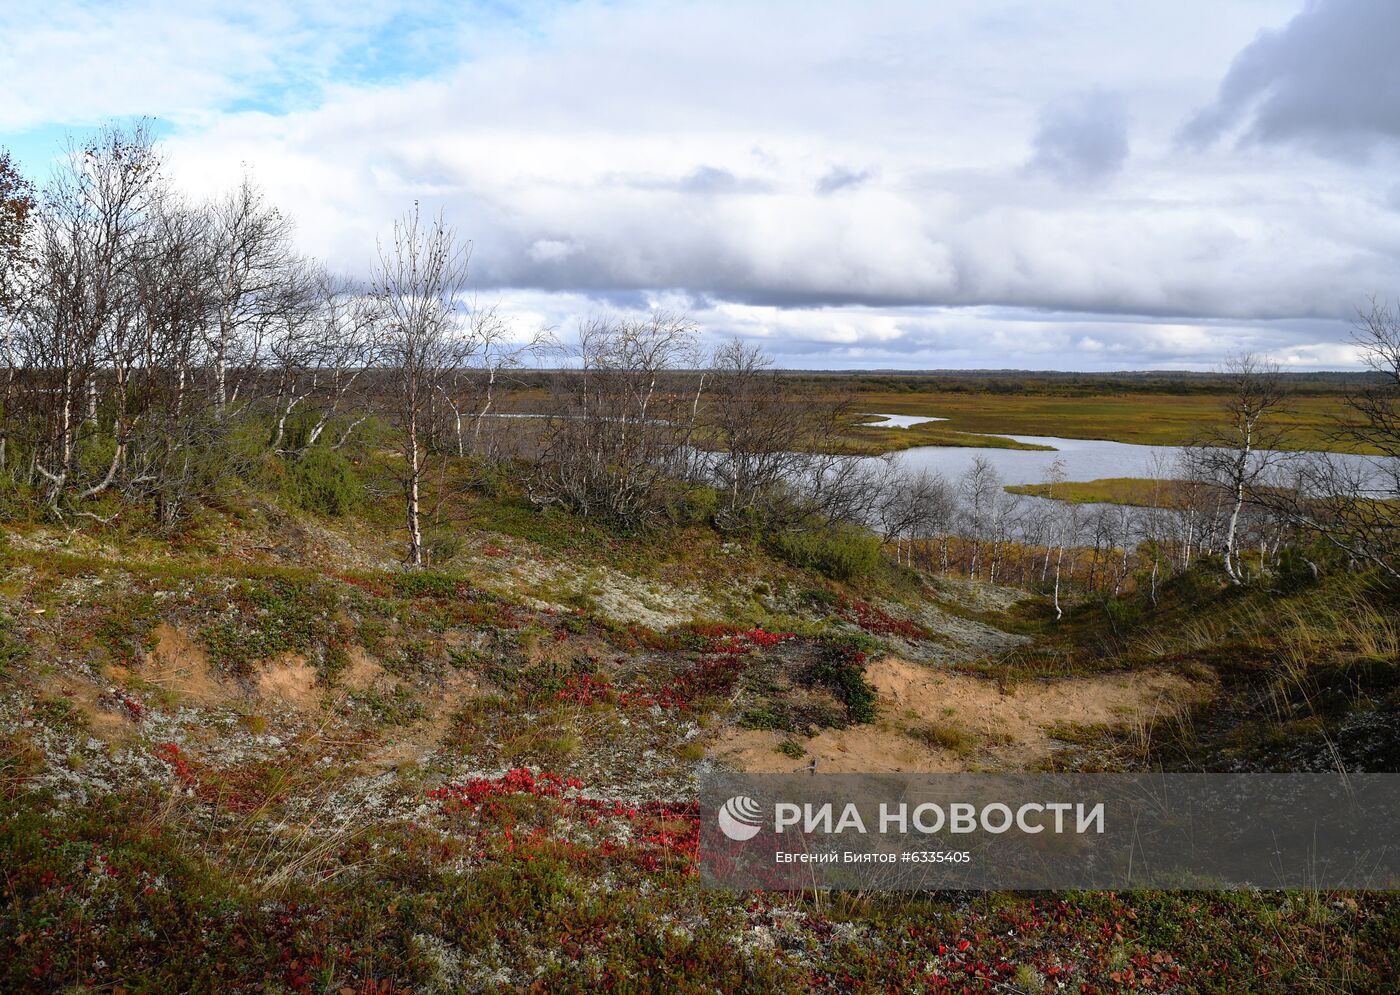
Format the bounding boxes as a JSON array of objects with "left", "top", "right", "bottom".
[{"left": 717, "top": 795, "right": 764, "bottom": 841}]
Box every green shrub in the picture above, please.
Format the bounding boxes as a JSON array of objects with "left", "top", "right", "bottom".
[
  {"left": 773, "top": 524, "right": 882, "bottom": 581},
  {"left": 669, "top": 484, "right": 719, "bottom": 526},
  {"left": 798, "top": 587, "right": 840, "bottom": 609},
  {"left": 1274, "top": 546, "right": 1322, "bottom": 593},
  {"left": 389, "top": 571, "right": 467, "bottom": 598},
  {"left": 740, "top": 706, "right": 789, "bottom": 731},
  {"left": 778, "top": 738, "right": 806, "bottom": 759},
  {"left": 912, "top": 722, "right": 974, "bottom": 755},
  {"left": 200, "top": 576, "right": 338, "bottom": 676},
  {"left": 1103, "top": 596, "right": 1143, "bottom": 633},
  {"left": 285, "top": 447, "right": 363, "bottom": 517},
  {"left": 808, "top": 638, "right": 879, "bottom": 724},
  {"left": 319, "top": 642, "right": 351, "bottom": 683}
]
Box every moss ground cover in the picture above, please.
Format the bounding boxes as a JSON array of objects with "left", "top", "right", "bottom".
[{"left": 1, "top": 483, "right": 1397, "bottom": 991}]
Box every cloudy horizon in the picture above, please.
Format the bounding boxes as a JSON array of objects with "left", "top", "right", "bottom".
[{"left": 5, "top": 0, "right": 1400, "bottom": 371}]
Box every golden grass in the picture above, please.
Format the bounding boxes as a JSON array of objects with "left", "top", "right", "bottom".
[
  {"left": 1135, "top": 575, "right": 1398, "bottom": 682},
  {"left": 845, "top": 389, "right": 1368, "bottom": 452},
  {"left": 1005, "top": 477, "right": 1181, "bottom": 507}
]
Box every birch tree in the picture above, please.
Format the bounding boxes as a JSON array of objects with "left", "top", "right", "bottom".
[
  {"left": 1186, "top": 353, "right": 1289, "bottom": 584},
  {"left": 0, "top": 150, "right": 36, "bottom": 474},
  {"left": 372, "top": 204, "right": 470, "bottom": 567}
]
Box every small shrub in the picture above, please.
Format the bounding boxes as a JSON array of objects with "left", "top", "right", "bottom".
[
  {"left": 385, "top": 639, "right": 434, "bottom": 678},
  {"left": 774, "top": 524, "right": 883, "bottom": 581},
  {"left": 740, "top": 706, "right": 788, "bottom": 731},
  {"left": 0, "top": 612, "right": 28, "bottom": 673},
  {"left": 1103, "top": 596, "right": 1143, "bottom": 634},
  {"left": 389, "top": 571, "right": 466, "bottom": 599},
  {"left": 798, "top": 587, "right": 840, "bottom": 609},
  {"left": 343, "top": 685, "right": 424, "bottom": 725},
  {"left": 670, "top": 483, "right": 719, "bottom": 525},
  {"left": 428, "top": 532, "right": 464, "bottom": 565},
  {"left": 31, "top": 696, "right": 87, "bottom": 733},
  {"left": 1274, "top": 546, "right": 1322, "bottom": 593},
  {"left": 808, "top": 639, "right": 878, "bottom": 724},
  {"left": 95, "top": 593, "right": 161, "bottom": 666},
  {"left": 284, "top": 447, "right": 363, "bottom": 517},
  {"left": 777, "top": 738, "right": 806, "bottom": 759},
  {"left": 357, "top": 617, "right": 390, "bottom": 653},
  {"left": 319, "top": 642, "right": 351, "bottom": 683},
  {"left": 200, "top": 576, "right": 337, "bottom": 675}
]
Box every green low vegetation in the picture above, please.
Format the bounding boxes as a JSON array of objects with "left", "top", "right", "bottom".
[
  {"left": 1, "top": 467, "right": 1398, "bottom": 990},
  {"left": 831, "top": 380, "right": 1369, "bottom": 452},
  {"left": 1006, "top": 476, "right": 1179, "bottom": 507},
  {"left": 773, "top": 523, "right": 884, "bottom": 581}
]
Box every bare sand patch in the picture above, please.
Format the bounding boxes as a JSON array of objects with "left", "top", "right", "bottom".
[
  {"left": 256, "top": 654, "right": 323, "bottom": 712},
  {"left": 340, "top": 645, "right": 386, "bottom": 691},
  {"left": 62, "top": 681, "right": 133, "bottom": 740},
  {"left": 115, "top": 623, "right": 230, "bottom": 706},
  {"left": 713, "top": 656, "right": 1210, "bottom": 773}
]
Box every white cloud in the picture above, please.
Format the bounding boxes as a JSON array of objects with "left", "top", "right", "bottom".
[
  {"left": 527, "top": 239, "right": 580, "bottom": 264},
  {"left": 7, "top": 0, "right": 1392, "bottom": 369}
]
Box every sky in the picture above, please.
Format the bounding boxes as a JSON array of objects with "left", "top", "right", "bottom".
[{"left": 4, "top": 0, "right": 1400, "bottom": 371}]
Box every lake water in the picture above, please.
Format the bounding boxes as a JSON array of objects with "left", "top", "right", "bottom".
[
  {"left": 864, "top": 415, "right": 1384, "bottom": 491},
  {"left": 889, "top": 432, "right": 1179, "bottom": 487},
  {"left": 492, "top": 408, "right": 1385, "bottom": 496},
  {"left": 859, "top": 413, "right": 946, "bottom": 429},
  {"left": 858, "top": 412, "right": 1183, "bottom": 485}
]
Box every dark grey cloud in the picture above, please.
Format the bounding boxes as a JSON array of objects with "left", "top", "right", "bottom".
[
  {"left": 1028, "top": 89, "right": 1129, "bottom": 184},
  {"left": 1182, "top": 0, "right": 1400, "bottom": 156},
  {"left": 815, "top": 165, "right": 874, "bottom": 194}
]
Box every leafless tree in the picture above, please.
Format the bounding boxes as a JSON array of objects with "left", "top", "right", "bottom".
[
  {"left": 437, "top": 299, "right": 553, "bottom": 459},
  {"left": 1033, "top": 459, "right": 1076, "bottom": 616},
  {"left": 1135, "top": 450, "right": 1178, "bottom": 605},
  {"left": 702, "top": 340, "right": 883, "bottom": 530},
  {"left": 0, "top": 150, "right": 37, "bottom": 474},
  {"left": 268, "top": 271, "right": 382, "bottom": 455},
  {"left": 1185, "top": 353, "right": 1290, "bottom": 583},
  {"left": 19, "top": 125, "right": 164, "bottom": 509},
  {"left": 372, "top": 204, "right": 471, "bottom": 567},
  {"left": 1262, "top": 302, "right": 1400, "bottom": 579},
  {"left": 958, "top": 456, "right": 1000, "bottom": 579},
  {"left": 529, "top": 312, "right": 699, "bottom": 526},
  {"left": 879, "top": 467, "right": 955, "bottom": 566},
  {"left": 205, "top": 178, "right": 311, "bottom": 421},
  {"left": 705, "top": 339, "right": 809, "bottom": 526}
]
